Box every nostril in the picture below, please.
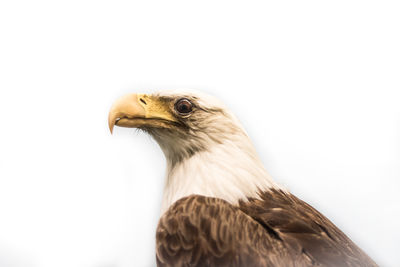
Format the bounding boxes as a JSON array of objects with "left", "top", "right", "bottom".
[{"left": 140, "top": 98, "right": 147, "bottom": 105}]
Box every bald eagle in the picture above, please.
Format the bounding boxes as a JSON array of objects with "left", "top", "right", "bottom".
[{"left": 108, "top": 90, "right": 376, "bottom": 267}]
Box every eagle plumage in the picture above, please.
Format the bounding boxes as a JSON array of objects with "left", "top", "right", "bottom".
[
  {"left": 109, "top": 90, "right": 377, "bottom": 267},
  {"left": 157, "top": 191, "right": 374, "bottom": 266}
]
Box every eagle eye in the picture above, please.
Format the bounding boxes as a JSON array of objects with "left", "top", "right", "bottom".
[{"left": 175, "top": 98, "right": 193, "bottom": 115}]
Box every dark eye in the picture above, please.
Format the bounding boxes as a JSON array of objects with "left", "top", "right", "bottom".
[{"left": 175, "top": 98, "right": 193, "bottom": 114}]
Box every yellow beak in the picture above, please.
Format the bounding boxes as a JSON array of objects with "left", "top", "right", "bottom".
[
  {"left": 108, "top": 93, "right": 177, "bottom": 134},
  {"left": 108, "top": 94, "right": 146, "bottom": 133}
]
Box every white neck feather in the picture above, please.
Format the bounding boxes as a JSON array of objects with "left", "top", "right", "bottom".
[{"left": 160, "top": 138, "right": 284, "bottom": 214}]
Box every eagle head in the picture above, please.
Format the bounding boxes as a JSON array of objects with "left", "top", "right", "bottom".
[{"left": 109, "top": 90, "right": 281, "bottom": 213}]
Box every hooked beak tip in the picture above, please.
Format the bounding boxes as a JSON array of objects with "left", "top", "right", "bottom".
[
  {"left": 108, "top": 93, "right": 144, "bottom": 135},
  {"left": 108, "top": 115, "right": 116, "bottom": 134}
]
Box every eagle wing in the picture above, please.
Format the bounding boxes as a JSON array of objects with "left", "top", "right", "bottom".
[{"left": 156, "top": 191, "right": 377, "bottom": 267}]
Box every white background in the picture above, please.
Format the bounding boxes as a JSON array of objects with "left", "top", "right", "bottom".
[{"left": 0, "top": 1, "right": 399, "bottom": 266}]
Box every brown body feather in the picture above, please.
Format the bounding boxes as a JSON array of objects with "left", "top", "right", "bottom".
[{"left": 156, "top": 190, "right": 377, "bottom": 267}]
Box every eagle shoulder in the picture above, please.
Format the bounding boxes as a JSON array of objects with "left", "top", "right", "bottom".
[
  {"left": 238, "top": 189, "right": 377, "bottom": 267},
  {"left": 156, "top": 191, "right": 377, "bottom": 267},
  {"left": 156, "top": 194, "right": 313, "bottom": 267}
]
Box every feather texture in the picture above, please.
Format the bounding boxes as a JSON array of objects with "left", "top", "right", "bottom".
[{"left": 156, "top": 190, "right": 377, "bottom": 267}]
